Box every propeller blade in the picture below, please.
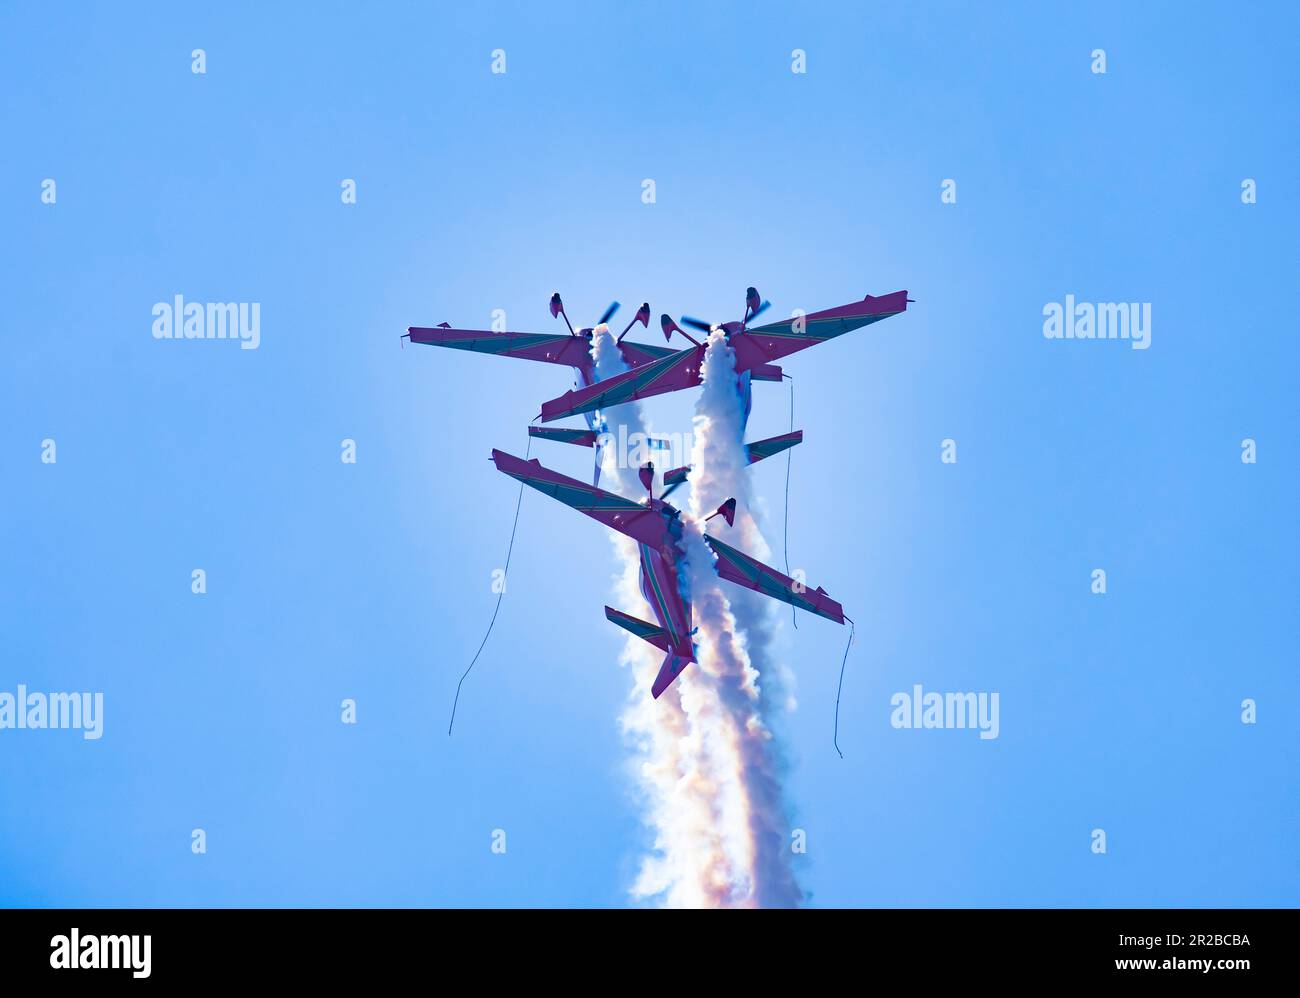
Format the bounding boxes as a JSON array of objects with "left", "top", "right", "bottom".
[
  {"left": 680, "top": 316, "right": 714, "bottom": 333},
  {"left": 598, "top": 301, "right": 620, "bottom": 326},
  {"left": 745, "top": 300, "right": 771, "bottom": 324}
]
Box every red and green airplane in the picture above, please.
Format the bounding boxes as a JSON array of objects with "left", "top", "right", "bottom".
[
  {"left": 537, "top": 287, "right": 910, "bottom": 423},
  {"left": 492, "top": 448, "right": 846, "bottom": 698}
]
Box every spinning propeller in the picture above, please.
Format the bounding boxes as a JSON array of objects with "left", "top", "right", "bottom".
[{"left": 672, "top": 286, "right": 771, "bottom": 341}]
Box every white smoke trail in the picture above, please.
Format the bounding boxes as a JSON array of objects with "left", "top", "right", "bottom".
[
  {"left": 592, "top": 328, "right": 746, "bottom": 906},
  {"left": 591, "top": 326, "right": 800, "bottom": 907},
  {"left": 679, "top": 331, "right": 802, "bottom": 907}
]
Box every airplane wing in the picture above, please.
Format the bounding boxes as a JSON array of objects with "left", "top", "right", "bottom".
[
  {"left": 536, "top": 291, "right": 908, "bottom": 422},
  {"left": 732, "top": 290, "right": 909, "bottom": 367},
  {"left": 617, "top": 341, "right": 682, "bottom": 367},
  {"left": 408, "top": 325, "right": 598, "bottom": 369},
  {"left": 491, "top": 449, "right": 670, "bottom": 548},
  {"left": 538, "top": 344, "right": 784, "bottom": 422},
  {"left": 539, "top": 346, "right": 703, "bottom": 422},
  {"left": 407, "top": 325, "right": 677, "bottom": 374},
  {"left": 703, "top": 534, "right": 845, "bottom": 624}
]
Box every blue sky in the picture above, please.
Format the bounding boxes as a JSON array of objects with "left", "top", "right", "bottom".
[{"left": 1, "top": 1, "right": 1296, "bottom": 907}]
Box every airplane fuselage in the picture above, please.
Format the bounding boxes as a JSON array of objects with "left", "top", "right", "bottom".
[
  {"left": 634, "top": 499, "right": 697, "bottom": 695},
  {"left": 636, "top": 535, "right": 694, "bottom": 665}
]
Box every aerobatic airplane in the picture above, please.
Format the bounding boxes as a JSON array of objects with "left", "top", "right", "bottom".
[
  {"left": 405, "top": 291, "right": 792, "bottom": 484},
  {"left": 491, "top": 448, "right": 846, "bottom": 698},
  {"left": 537, "top": 287, "right": 910, "bottom": 423}
]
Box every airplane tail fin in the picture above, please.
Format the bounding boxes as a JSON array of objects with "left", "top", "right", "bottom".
[
  {"left": 652, "top": 651, "right": 693, "bottom": 698},
  {"left": 605, "top": 607, "right": 695, "bottom": 696}
]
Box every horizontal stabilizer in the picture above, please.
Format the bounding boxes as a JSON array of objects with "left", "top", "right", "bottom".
[
  {"left": 529, "top": 426, "right": 600, "bottom": 448},
  {"left": 661, "top": 431, "right": 802, "bottom": 497},
  {"left": 745, "top": 429, "right": 802, "bottom": 464},
  {"left": 662, "top": 465, "right": 690, "bottom": 489},
  {"left": 604, "top": 606, "right": 671, "bottom": 652}
]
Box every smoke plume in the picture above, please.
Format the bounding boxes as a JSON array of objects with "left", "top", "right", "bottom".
[{"left": 591, "top": 326, "right": 801, "bottom": 907}]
